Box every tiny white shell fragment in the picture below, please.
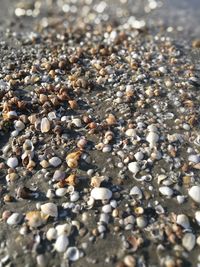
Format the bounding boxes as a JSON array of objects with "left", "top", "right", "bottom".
[
  {"left": 176, "top": 214, "right": 190, "bottom": 229},
  {"left": 46, "top": 228, "right": 57, "bottom": 241},
  {"left": 49, "top": 157, "right": 62, "bottom": 167},
  {"left": 54, "top": 234, "right": 69, "bottom": 253},
  {"left": 41, "top": 117, "right": 50, "bottom": 133},
  {"left": 7, "top": 213, "right": 22, "bottom": 225},
  {"left": 182, "top": 233, "right": 196, "bottom": 251},
  {"left": 66, "top": 247, "right": 80, "bottom": 261},
  {"left": 91, "top": 187, "right": 112, "bottom": 200},
  {"left": 159, "top": 186, "right": 173, "bottom": 197},
  {"left": 128, "top": 162, "right": 140, "bottom": 175},
  {"left": 7, "top": 157, "right": 18, "bottom": 168},
  {"left": 41, "top": 203, "right": 58, "bottom": 217},
  {"left": 188, "top": 186, "right": 200, "bottom": 203}
]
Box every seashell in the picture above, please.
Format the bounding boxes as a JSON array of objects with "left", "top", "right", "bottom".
[
  {"left": 7, "top": 157, "right": 18, "bottom": 168},
  {"left": 128, "top": 162, "right": 140, "bottom": 175},
  {"left": 49, "top": 157, "right": 62, "bottom": 167},
  {"left": 146, "top": 131, "right": 159, "bottom": 148},
  {"left": 91, "top": 175, "right": 107, "bottom": 188},
  {"left": 4, "top": 110, "right": 18, "bottom": 120},
  {"left": 106, "top": 114, "right": 117, "bottom": 125},
  {"left": 125, "top": 128, "right": 136, "bottom": 137},
  {"left": 182, "top": 233, "right": 196, "bottom": 251},
  {"left": 48, "top": 111, "right": 57, "bottom": 120},
  {"left": 41, "top": 203, "right": 58, "bottom": 217},
  {"left": 27, "top": 159, "right": 36, "bottom": 170},
  {"left": 26, "top": 211, "right": 48, "bottom": 228},
  {"left": 72, "top": 118, "right": 82, "bottom": 128},
  {"left": 155, "top": 205, "right": 165, "bottom": 214},
  {"left": 91, "top": 187, "right": 112, "bottom": 200},
  {"left": 56, "top": 188, "right": 68, "bottom": 197},
  {"left": 53, "top": 170, "right": 65, "bottom": 181},
  {"left": 54, "top": 234, "right": 69, "bottom": 253},
  {"left": 23, "top": 140, "right": 34, "bottom": 151},
  {"left": 68, "top": 100, "right": 78, "bottom": 109},
  {"left": 188, "top": 186, "right": 200, "bottom": 203},
  {"left": 188, "top": 154, "right": 200, "bottom": 164},
  {"left": 104, "top": 131, "right": 114, "bottom": 142},
  {"left": 102, "top": 144, "right": 112, "bottom": 153},
  {"left": 46, "top": 227, "right": 57, "bottom": 241},
  {"left": 136, "top": 216, "right": 147, "bottom": 228},
  {"left": 14, "top": 120, "right": 25, "bottom": 131},
  {"left": 134, "top": 151, "right": 144, "bottom": 161},
  {"left": 195, "top": 211, "right": 200, "bottom": 225},
  {"left": 41, "top": 117, "right": 50, "bottom": 133},
  {"left": 56, "top": 223, "right": 72, "bottom": 237},
  {"left": 70, "top": 191, "right": 79, "bottom": 202},
  {"left": 177, "top": 195, "right": 186, "bottom": 204},
  {"left": 159, "top": 186, "right": 173, "bottom": 197},
  {"left": 66, "top": 151, "right": 82, "bottom": 168},
  {"left": 147, "top": 124, "right": 158, "bottom": 132},
  {"left": 40, "top": 160, "right": 49, "bottom": 168},
  {"left": 176, "top": 214, "right": 190, "bottom": 229},
  {"left": 87, "top": 196, "right": 95, "bottom": 209},
  {"left": 157, "top": 174, "right": 168, "bottom": 184},
  {"left": 77, "top": 138, "right": 87, "bottom": 149},
  {"left": 66, "top": 247, "right": 80, "bottom": 261},
  {"left": 65, "top": 174, "right": 78, "bottom": 186},
  {"left": 134, "top": 207, "right": 144, "bottom": 215},
  {"left": 7, "top": 213, "right": 22, "bottom": 225},
  {"left": 124, "top": 215, "right": 135, "bottom": 225},
  {"left": 130, "top": 186, "right": 143, "bottom": 199},
  {"left": 102, "top": 204, "right": 112, "bottom": 213}
]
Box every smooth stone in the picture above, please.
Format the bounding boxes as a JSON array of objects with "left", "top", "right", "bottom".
[
  {"left": 159, "top": 186, "right": 173, "bottom": 197},
  {"left": 182, "top": 233, "right": 196, "bottom": 251},
  {"left": 7, "top": 213, "right": 22, "bottom": 225},
  {"left": 189, "top": 186, "right": 200, "bottom": 203},
  {"left": 128, "top": 162, "right": 140, "bottom": 175},
  {"left": 176, "top": 214, "right": 190, "bottom": 229},
  {"left": 49, "top": 157, "right": 62, "bottom": 167}
]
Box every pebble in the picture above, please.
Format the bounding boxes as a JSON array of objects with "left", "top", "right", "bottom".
[
  {"left": 136, "top": 216, "right": 147, "bottom": 228},
  {"left": 128, "top": 162, "right": 140, "bottom": 175},
  {"left": 54, "top": 234, "right": 69, "bottom": 253},
  {"left": 7, "top": 157, "right": 18, "bottom": 168},
  {"left": 182, "top": 233, "right": 196, "bottom": 251},
  {"left": 176, "top": 214, "right": 190, "bottom": 229},
  {"left": 49, "top": 157, "right": 62, "bottom": 167},
  {"left": 188, "top": 186, "right": 200, "bottom": 203},
  {"left": 7, "top": 213, "right": 22, "bottom": 225},
  {"left": 41, "top": 203, "right": 58, "bottom": 217},
  {"left": 159, "top": 186, "right": 173, "bottom": 197},
  {"left": 66, "top": 247, "right": 80, "bottom": 261}
]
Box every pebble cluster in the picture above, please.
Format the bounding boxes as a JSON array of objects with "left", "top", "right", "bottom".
[{"left": 0, "top": 0, "right": 200, "bottom": 267}]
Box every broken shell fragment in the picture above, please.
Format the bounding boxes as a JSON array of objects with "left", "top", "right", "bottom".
[
  {"left": 91, "top": 187, "right": 112, "bottom": 200},
  {"left": 41, "top": 203, "right": 58, "bottom": 217}
]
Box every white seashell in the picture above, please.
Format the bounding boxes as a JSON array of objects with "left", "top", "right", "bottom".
[
  {"left": 53, "top": 170, "right": 65, "bottom": 181},
  {"left": 72, "top": 118, "right": 82, "bottom": 128},
  {"left": 91, "top": 187, "right": 112, "bottom": 200},
  {"left": 195, "top": 211, "right": 200, "bottom": 225},
  {"left": 136, "top": 216, "right": 147, "bottom": 228},
  {"left": 134, "top": 151, "right": 144, "bottom": 161},
  {"left": 49, "top": 157, "right": 62, "bottom": 167},
  {"left": 188, "top": 154, "right": 200, "bottom": 164},
  {"left": 128, "top": 162, "right": 140, "bottom": 175},
  {"left": 102, "top": 204, "right": 112, "bottom": 213},
  {"left": 54, "top": 234, "right": 69, "bottom": 252},
  {"left": 48, "top": 111, "right": 57, "bottom": 121},
  {"left": 7, "top": 213, "right": 22, "bottom": 225},
  {"left": 66, "top": 247, "right": 80, "bottom": 261},
  {"left": 70, "top": 191, "right": 80, "bottom": 202},
  {"left": 46, "top": 228, "right": 57, "bottom": 241},
  {"left": 41, "top": 203, "right": 58, "bottom": 217},
  {"left": 146, "top": 131, "right": 159, "bottom": 148},
  {"left": 7, "top": 111, "right": 17, "bottom": 119},
  {"left": 23, "top": 140, "right": 34, "bottom": 151},
  {"left": 102, "top": 144, "right": 112, "bottom": 153},
  {"left": 159, "top": 186, "right": 173, "bottom": 197},
  {"left": 41, "top": 117, "right": 50, "bottom": 133},
  {"left": 56, "top": 223, "right": 72, "bottom": 237},
  {"left": 188, "top": 186, "right": 200, "bottom": 203},
  {"left": 176, "top": 214, "right": 190, "bottom": 229},
  {"left": 7, "top": 157, "right": 18, "bottom": 168},
  {"left": 56, "top": 188, "right": 68, "bottom": 197},
  {"left": 125, "top": 129, "right": 136, "bottom": 137},
  {"left": 14, "top": 120, "right": 25, "bottom": 131},
  {"left": 130, "top": 186, "right": 143, "bottom": 199},
  {"left": 182, "top": 233, "right": 196, "bottom": 251}
]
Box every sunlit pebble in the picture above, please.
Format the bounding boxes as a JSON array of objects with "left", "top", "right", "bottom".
[
  {"left": 7, "top": 213, "right": 22, "bottom": 225},
  {"left": 46, "top": 189, "right": 55, "bottom": 199},
  {"left": 158, "top": 66, "right": 167, "bottom": 74},
  {"left": 49, "top": 157, "right": 62, "bottom": 167},
  {"left": 56, "top": 188, "right": 68, "bottom": 197},
  {"left": 54, "top": 234, "right": 69, "bottom": 253},
  {"left": 46, "top": 227, "right": 57, "bottom": 241},
  {"left": 176, "top": 214, "right": 190, "bottom": 229},
  {"left": 70, "top": 191, "right": 80, "bottom": 202},
  {"left": 41, "top": 117, "right": 50, "bottom": 133},
  {"left": 102, "top": 204, "right": 112, "bottom": 213},
  {"left": 134, "top": 151, "right": 144, "bottom": 161},
  {"left": 188, "top": 186, "right": 200, "bottom": 203},
  {"left": 195, "top": 211, "right": 200, "bottom": 225},
  {"left": 14, "top": 120, "right": 25, "bottom": 131},
  {"left": 136, "top": 216, "right": 147, "bottom": 228},
  {"left": 102, "top": 145, "right": 112, "bottom": 153},
  {"left": 125, "top": 129, "right": 136, "bottom": 137},
  {"left": 7, "top": 157, "right": 18, "bottom": 168},
  {"left": 36, "top": 255, "right": 47, "bottom": 267},
  {"left": 159, "top": 186, "right": 173, "bottom": 197},
  {"left": 177, "top": 195, "right": 186, "bottom": 204},
  {"left": 41, "top": 202, "right": 58, "bottom": 217},
  {"left": 99, "top": 213, "right": 109, "bottom": 224},
  {"left": 91, "top": 187, "right": 112, "bottom": 200},
  {"left": 182, "top": 233, "right": 196, "bottom": 251},
  {"left": 128, "top": 162, "right": 140, "bottom": 175},
  {"left": 72, "top": 118, "right": 82, "bottom": 128}
]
